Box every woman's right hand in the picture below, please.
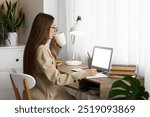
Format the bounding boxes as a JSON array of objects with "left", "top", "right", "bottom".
[{"left": 84, "top": 68, "right": 97, "bottom": 76}]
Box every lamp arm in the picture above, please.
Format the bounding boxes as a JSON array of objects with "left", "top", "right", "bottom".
[
  {"left": 71, "top": 35, "right": 75, "bottom": 60},
  {"left": 71, "top": 35, "right": 75, "bottom": 44}
]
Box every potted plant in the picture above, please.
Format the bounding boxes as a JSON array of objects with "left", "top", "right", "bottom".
[
  {"left": 108, "top": 76, "right": 149, "bottom": 100},
  {"left": 0, "top": 3, "right": 8, "bottom": 45},
  {"left": 0, "top": 22, "right": 9, "bottom": 45},
  {"left": 2, "top": 0, "right": 25, "bottom": 45}
]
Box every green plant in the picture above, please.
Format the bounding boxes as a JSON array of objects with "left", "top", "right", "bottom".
[
  {"left": 0, "top": 22, "right": 9, "bottom": 44},
  {"left": 3, "top": 0, "right": 25, "bottom": 32},
  {"left": 108, "top": 76, "right": 149, "bottom": 100},
  {"left": 0, "top": 3, "right": 8, "bottom": 44},
  {"left": 0, "top": 3, "right": 4, "bottom": 21}
]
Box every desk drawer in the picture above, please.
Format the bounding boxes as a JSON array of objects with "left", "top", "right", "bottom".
[{"left": 0, "top": 49, "right": 24, "bottom": 69}]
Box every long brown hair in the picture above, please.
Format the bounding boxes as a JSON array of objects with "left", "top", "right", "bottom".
[{"left": 23, "top": 13, "right": 54, "bottom": 76}]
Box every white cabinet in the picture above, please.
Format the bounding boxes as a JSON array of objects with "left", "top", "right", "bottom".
[{"left": 0, "top": 44, "right": 25, "bottom": 100}]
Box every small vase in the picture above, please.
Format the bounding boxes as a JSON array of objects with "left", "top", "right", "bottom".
[{"left": 7, "top": 32, "right": 18, "bottom": 45}]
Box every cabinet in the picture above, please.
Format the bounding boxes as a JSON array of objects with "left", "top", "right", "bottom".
[{"left": 0, "top": 44, "right": 25, "bottom": 100}]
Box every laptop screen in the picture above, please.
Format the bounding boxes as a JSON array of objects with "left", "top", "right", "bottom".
[{"left": 91, "top": 46, "right": 113, "bottom": 72}]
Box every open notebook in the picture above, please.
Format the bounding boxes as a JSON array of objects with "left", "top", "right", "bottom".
[
  {"left": 71, "top": 68, "right": 108, "bottom": 79},
  {"left": 86, "top": 72, "right": 108, "bottom": 79}
]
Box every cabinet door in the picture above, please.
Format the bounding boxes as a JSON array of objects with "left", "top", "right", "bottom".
[
  {"left": 0, "top": 70, "right": 15, "bottom": 99},
  {"left": 0, "top": 45, "right": 24, "bottom": 100},
  {"left": 0, "top": 69, "right": 23, "bottom": 100},
  {"left": 0, "top": 48, "right": 24, "bottom": 70}
]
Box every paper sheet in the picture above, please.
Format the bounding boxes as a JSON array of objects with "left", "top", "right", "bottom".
[{"left": 86, "top": 72, "right": 108, "bottom": 79}]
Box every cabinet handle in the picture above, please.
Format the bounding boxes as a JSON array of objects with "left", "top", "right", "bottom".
[{"left": 16, "top": 58, "right": 19, "bottom": 62}]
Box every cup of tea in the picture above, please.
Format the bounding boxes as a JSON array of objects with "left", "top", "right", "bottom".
[{"left": 54, "top": 32, "right": 66, "bottom": 47}]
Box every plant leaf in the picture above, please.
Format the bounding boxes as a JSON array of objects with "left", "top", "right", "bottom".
[
  {"left": 123, "top": 76, "right": 141, "bottom": 91},
  {"left": 2, "top": 0, "right": 25, "bottom": 32},
  {"left": 11, "top": 1, "right": 17, "bottom": 18},
  {"left": 108, "top": 76, "right": 149, "bottom": 100},
  {"left": 108, "top": 89, "right": 130, "bottom": 99},
  {"left": 111, "top": 79, "right": 132, "bottom": 91}
]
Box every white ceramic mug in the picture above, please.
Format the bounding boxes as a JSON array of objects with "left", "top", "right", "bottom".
[{"left": 54, "top": 32, "right": 66, "bottom": 47}]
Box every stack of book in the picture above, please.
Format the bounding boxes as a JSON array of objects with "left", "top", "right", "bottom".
[
  {"left": 56, "top": 59, "right": 63, "bottom": 66},
  {"left": 108, "top": 65, "right": 136, "bottom": 79}
]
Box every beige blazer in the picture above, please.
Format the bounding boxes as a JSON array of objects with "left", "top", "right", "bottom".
[{"left": 30, "top": 45, "right": 87, "bottom": 100}]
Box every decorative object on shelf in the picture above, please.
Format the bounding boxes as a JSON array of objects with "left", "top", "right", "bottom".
[
  {"left": 65, "top": 16, "right": 86, "bottom": 66},
  {"left": 108, "top": 76, "right": 149, "bottom": 100},
  {"left": 0, "top": 0, "right": 25, "bottom": 45}
]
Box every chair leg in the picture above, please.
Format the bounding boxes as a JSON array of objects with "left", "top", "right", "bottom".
[
  {"left": 23, "top": 79, "right": 32, "bottom": 100},
  {"left": 10, "top": 75, "right": 21, "bottom": 100}
]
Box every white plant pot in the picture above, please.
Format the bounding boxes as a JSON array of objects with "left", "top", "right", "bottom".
[{"left": 7, "top": 32, "right": 18, "bottom": 45}]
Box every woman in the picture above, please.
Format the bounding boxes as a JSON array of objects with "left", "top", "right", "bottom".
[{"left": 23, "top": 13, "right": 97, "bottom": 100}]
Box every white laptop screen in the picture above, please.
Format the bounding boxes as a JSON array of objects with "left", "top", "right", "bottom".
[{"left": 91, "top": 46, "right": 113, "bottom": 72}]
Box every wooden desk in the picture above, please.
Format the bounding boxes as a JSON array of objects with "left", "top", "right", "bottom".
[{"left": 58, "top": 64, "right": 144, "bottom": 99}]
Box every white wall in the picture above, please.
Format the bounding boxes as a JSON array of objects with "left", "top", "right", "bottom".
[
  {"left": 19, "top": 0, "right": 58, "bottom": 43},
  {"left": 19, "top": 0, "right": 43, "bottom": 42},
  {"left": 44, "top": 0, "right": 58, "bottom": 23}
]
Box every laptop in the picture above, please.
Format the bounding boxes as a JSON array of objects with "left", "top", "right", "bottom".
[
  {"left": 72, "top": 46, "right": 113, "bottom": 76},
  {"left": 89, "top": 46, "right": 113, "bottom": 73}
]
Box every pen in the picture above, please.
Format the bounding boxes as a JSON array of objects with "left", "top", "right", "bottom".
[{"left": 87, "top": 51, "right": 91, "bottom": 58}]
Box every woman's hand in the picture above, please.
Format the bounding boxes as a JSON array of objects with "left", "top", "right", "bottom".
[{"left": 84, "top": 68, "right": 97, "bottom": 76}]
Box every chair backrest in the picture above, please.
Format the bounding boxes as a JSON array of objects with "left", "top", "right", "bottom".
[{"left": 10, "top": 72, "right": 36, "bottom": 100}]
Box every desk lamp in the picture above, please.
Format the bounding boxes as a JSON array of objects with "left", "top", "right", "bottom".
[{"left": 65, "top": 16, "right": 86, "bottom": 65}]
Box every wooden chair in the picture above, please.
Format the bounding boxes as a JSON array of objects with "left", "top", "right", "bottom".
[{"left": 10, "top": 72, "right": 36, "bottom": 100}]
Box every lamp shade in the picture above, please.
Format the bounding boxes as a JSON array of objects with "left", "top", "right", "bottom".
[{"left": 70, "top": 16, "right": 86, "bottom": 35}]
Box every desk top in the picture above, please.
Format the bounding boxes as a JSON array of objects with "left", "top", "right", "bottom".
[
  {"left": 58, "top": 64, "right": 119, "bottom": 83},
  {"left": 58, "top": 64, "right": 144, "bottom": 99}
]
